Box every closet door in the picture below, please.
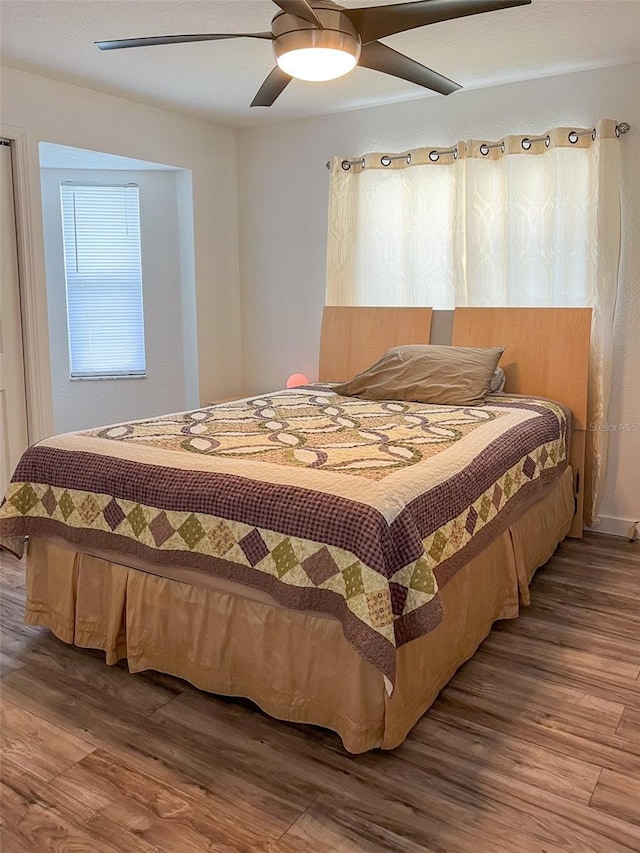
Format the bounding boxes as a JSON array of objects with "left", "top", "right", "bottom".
[{"left": 0, "top": 140, "right": 29, "bottom": 497}]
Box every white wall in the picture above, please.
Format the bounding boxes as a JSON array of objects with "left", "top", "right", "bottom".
[
  {"left": 237, "top": 62, "right": 640, "bottom": 528},
  {"left": 0, "top": 65, "right": 242, "bottom": 435},
  {"left": 40, "top": 167, "right": 198, "bottom": 433}
]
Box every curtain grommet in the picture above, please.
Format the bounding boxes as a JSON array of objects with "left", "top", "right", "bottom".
[
  {"left": 479, "top": 144, "right": 489, "bottom": 156},
  {"left": 521, "top": 138, "right": 532, "bottom": 150},
  {"left": 453, "top": 148, "right": 459, "bottom": 160},
  {"left": 381, "top": 153, "right": 411, "bottom": 167},
  {"left": 545, "top": 135, "right": 551, "bottom": 147},
  {"left": 429, "top": 151, "right": 440, "bottom": 162},
  {"left": 341, "top": 160, "right": 351, "bottom": 171},
  {"left": 568, "top": 131, "right": 579, "bottom": 144}
]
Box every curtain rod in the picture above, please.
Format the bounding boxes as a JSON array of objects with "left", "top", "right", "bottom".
[{"left": 326, "top": 122, "right": 631, "bottom": 170}]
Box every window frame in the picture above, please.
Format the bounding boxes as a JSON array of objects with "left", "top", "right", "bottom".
[{"left": 60, "top": 180, "right": 147, "bottom": 380}]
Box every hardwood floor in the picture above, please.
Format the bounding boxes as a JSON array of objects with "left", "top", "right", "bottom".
[{"left": 0, "top": 534, "right": 638, "bottom": 852}]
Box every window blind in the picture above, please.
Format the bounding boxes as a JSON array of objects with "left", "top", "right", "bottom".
[{"left": 60, "top": 182, "right": 146, "bottom": 378}]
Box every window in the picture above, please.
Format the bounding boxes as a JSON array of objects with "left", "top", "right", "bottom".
[{"left": 60, "top": 182, "right": 146, "bottom": 378}]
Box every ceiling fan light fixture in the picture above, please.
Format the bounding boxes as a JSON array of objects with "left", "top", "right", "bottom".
[
  {"left": 97, "top": 0, "right": 534, "bottom": 106},
  {"left": 273, "top": 29, "right": 361, "bottom": 82},
  {"left": 277, "top": 47, "right": 357, "bottom": 81}
]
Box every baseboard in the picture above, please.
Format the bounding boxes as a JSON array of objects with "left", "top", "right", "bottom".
[{"left": 586, "top": 515, "right": 639, "bottom": 540}]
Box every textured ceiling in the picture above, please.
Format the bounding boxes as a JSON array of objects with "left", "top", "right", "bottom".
[{"left": 1, "top": 0, "right": 639, "bottom": 128}]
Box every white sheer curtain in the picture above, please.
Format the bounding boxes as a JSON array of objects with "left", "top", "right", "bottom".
[
  {"left": 329, "top": 163, "right": 457, "bottom": 308},
  {"left": 326, "top": 120, "right": 622, "bottom": 523}
]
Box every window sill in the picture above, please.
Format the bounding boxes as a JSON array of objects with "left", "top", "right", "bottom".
[{"left": 70, "top": 374, "right": 147, "bottom": 382}]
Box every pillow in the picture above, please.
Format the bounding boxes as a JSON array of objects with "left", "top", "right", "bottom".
[
  {"left": 490, "top": 367, "right": 506, "bottom": 394},
  {"left": 334, "top": 344, "right": 505, "bottom": 407}
]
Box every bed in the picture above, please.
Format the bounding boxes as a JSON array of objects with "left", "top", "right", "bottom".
[{"left": 0, "top": 306, "right": 591, "bottom": 752}]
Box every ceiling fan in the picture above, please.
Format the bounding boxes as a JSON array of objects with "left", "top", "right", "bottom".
[{"left": 96, "top": 0, "right": 531, "bottom": 108}]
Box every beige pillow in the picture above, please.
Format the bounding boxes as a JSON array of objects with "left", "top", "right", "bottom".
[
  {"left": 334, "top": 344, "right": 505, "bottom": 407},
  {"left": 490, "top": 366, "right": 506, "bottom": 394}
]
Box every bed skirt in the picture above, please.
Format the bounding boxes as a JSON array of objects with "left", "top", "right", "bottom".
[{"left": 23, "top": 467, "right": 574, "bottom": 753}]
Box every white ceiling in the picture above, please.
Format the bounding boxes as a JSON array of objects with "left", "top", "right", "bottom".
[{"left": 1, "top": 1, "right": 639, "bottom": 129}]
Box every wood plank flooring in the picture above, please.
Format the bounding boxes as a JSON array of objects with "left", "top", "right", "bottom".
[{"left": 0, "top": 534, "right": 638, "bottom": 852}]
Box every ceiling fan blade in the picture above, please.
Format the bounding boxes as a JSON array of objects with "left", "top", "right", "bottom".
[
  {"left": 96, "top": 33, "right": 273, "bottom": 50},
  {"left": 359, "top": 41, "right": 460, "bottom": 95},
  {"left": 272, "top": 0, "right": 324, "bottom": 28},
  {"left": 344, "top": 0, "right": 531, "bottom": 44},
  {"left": 250, "top": 66, "right": 293, "bottom": 107}
]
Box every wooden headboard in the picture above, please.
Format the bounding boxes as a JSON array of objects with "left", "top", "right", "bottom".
[
  {"left": 319, "top": 307, "right": 433, "bottom": 382},
  {"left": 452, "top": 308, "right": 591, "bottom": 429},
  {"left": 319, "top": 305, "right": 591, "bottom": 538},
  {"left": 452, "top": 308, "right": 591, "bottom": 538}
]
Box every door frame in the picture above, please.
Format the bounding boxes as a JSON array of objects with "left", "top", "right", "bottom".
[{"left": 1, "top": 124, "right": 52, "bottom": 443}]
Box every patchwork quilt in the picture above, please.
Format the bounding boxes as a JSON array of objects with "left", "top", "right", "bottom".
[{"left": 0, "top": 387, "right": 569, "bottom": 692}]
